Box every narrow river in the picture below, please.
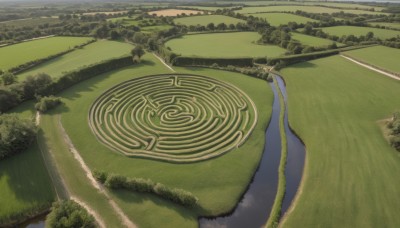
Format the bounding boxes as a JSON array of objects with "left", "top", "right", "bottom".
[{"left": 200, "top": 76, "right": 305, "bottom": 227}]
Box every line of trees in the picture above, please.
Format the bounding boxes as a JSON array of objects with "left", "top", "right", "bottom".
[{"left": 387, "top": 112, "right": 400, "bottom": 152}]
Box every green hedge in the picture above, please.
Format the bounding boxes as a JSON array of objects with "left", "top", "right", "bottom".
[
  {"left": 95, "top": 171, "right": 198, "bottom": 208},
  {"left": 172, "top": 56, "right": 254, "bottom": 67}
]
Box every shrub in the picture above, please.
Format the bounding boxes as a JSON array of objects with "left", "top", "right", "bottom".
[
  {"left": 387, "top": 112, "right": 400, "bottom": 152},
  {"left": 0, "top": 114, "right": 37, "bottom": 160},
  {"left": 123, "top": 178, "right": 155, "bottom": 193},
  {"left": 35, "top": 96, "right": 62, "bottom": 113},
  {"left": 104, "top": 174, "right": 127, "bottom": 189},
  {"left": 92, "top": 170, "right": 108, "bottom": 184},
  {"left": 45, "top": 200, "right": 95, "bottom": 228}
]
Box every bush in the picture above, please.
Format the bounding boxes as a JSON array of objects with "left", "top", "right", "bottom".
[
  {"left": 104, "top": 174, "right": 127, "bottom": 189},
  {"left": 101, "top": 171, "right": 198, "bottom": 208},
  {"left": 0, "top": 114, "right": 37, "bottom": 160},
  {"left": 45, "top": 200, "right": 95, "bottom": 228},
  {"left": 123, "top": 178, "right": 155, "bottom": 193},
  {"left": 92, "top": 170, "right": 108, "bottom": 184},
  {"left": 35, "top": 96, "right": 62, "bottom": 113}
]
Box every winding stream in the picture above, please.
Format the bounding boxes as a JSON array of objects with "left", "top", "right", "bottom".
[{"left": 200, "top": 76, "right": 305, "bottom": 227}]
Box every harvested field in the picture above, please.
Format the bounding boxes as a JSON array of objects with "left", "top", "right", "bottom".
[{"left": 148, "top": 9, "right": 203, "bottom": 17}]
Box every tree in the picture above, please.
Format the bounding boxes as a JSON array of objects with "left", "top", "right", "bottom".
[
  {"left": 110, "top": 30, "right": 120, "bottom": 40},
  {"left": 23, "top": 73, "right": 53, "bottom": 99},
  {"left": 35, "top": 96, "right": 62, "bottom": 113},
  {"left": 0, "top": 114, "right": 37, "bottom": 160},
  {"left": 1, "top": 72, "right": 16, "bottom": 86},
  {"left": 206, "top": 23, "right": 215, "bottom": 31},
  {"left": 366, "top": 31, "right": 374, "bottom": 40},
  {"left": 216, "top": 23, "right": 227, "bottom": 31},
  {"left": 46, "top": 200, "right": 95, "bottom": 228},
  {"left": 131, "top": 45, "right": 145, "bottom": 61}
]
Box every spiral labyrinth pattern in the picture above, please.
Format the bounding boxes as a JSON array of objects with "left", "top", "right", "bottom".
[{"left": 88, "top": 74, "right": 257, "bottom": 163}]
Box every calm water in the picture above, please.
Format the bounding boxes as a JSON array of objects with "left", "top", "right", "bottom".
[{"left": 200, "top": 77, "right": 305, "bottom": 228}]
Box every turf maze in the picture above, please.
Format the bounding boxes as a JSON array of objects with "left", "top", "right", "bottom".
[{"left": 88, "top": 74, "right": 258, "bottom": 163}]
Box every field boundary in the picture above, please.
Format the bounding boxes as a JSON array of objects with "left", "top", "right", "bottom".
[
  {"left": 340, "top": 54, "right": 400, "bottom": 81},
  {"left": 57, "top": 116, "right": 137, "bottom": 228}
]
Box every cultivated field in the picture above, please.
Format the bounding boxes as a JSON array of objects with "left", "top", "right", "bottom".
[
  {"left": 165, "top": 32, "right": 286, "bottom": 58},
  {"left": 320, "top": 26, "right": 400, "bottom": 40},
  {"left": 141, "top": 25, "right": 173, "bottom": 32},
  {"left": 249, "top": 13, "right": 318, "bottom": 26},
  {"left": 18, "top": 40, "right": 133, "bottom": 80},
  {"left": 369, "top": 22, "right": 400, "bottom": 29},
  {"left": 177, "top": 6, "right": 236, "bottom": 11},
  {"left": 343, "top": 45, "right": 400, "bottom": 74},
  {"left": 89, "top": 74, "right": 257, "bottom": 163},
  {"left": 235, "top": 6, "right": 388, "bottom": 15},
  {"left": 53, "top": 54, "right": 272, "bottom": 227},
  {"left": 0, "top": 36, "right": 92, "bottom": 70},
  {"left": 280, "top": 55, "right": 400, "bottom": 227},
  {"left": 82, "top": 11, "right": 128, "bottom": 15},
  {"left": 217, "top": 1, "right": 384, "bottom": 11},
  {"left": 148, "top": 9, "right": 203, "bottom": 17},
  {"left": 174, "top": 15, "right": 244, "bottom": 26},
  {"left": 0, "top": 17, "right": 59, "bottom": 28},
  {"left": 291, "top": 33, "right": 344, "bottom": 47}
]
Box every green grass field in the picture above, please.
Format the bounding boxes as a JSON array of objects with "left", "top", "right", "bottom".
[
  {"left": 320, "top": 26, "right": 400, "bottom": 40},
  {"left": 174, "top": 15, "right": 244, "bottom": 26},
  {"left": 0, "top": 36, "right": 92, "bottom": 71},
  {"left": 18, "top": 40, "right": 133, "bottom": 80},
  {"left": 177, "top": 6, "right": 236, "bottom": 11},
  {"left": 279, "top": 55, "right": 400, "bottom": 227},
  {"left": 0, "top": 142, "right": 55, "bottom": 225},
  {"left": 217, "top": 1, "right": 384, "bottom": 11},
  {"left": 343, "top": 45, "right": 400, "bottom": 74},
  {"left": 291, "top": 33, "right": 344, "bottom": 47},
  {"left": 1, "top": 104, "right": 55, "bottom": 225},
  {"left": 141, "top": 24, "right": 173, "bottom": 32},
  {"left": 43, "top": 52, "right": 272, "bottom": 227},
  {"left": 235, "top": 6, "right": 388, "bottom": 15},
  {"left": 0, "top": 17, "right": 59, "bottom": 28},
  {"left": 165, "top": 32, "right": 286, "bottom": 58},
  {"left": 249, "top": 13, "right": 317, "bottom": 26},
  {"left": 369, "top": 22, "right": 400, "bottom": 29}
]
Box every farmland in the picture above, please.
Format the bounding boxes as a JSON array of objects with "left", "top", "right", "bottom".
[
  {"left": 291, "top": 33, "right": 344, "bottom": 47},
  {"left": 320, "top": 26, "right": 400, "bottom": 40},
  {"left": 250, "top": 13, "right": 318, "bottom": 26},
  {"left": 2, "top": 0, "right": 400, "bottom": 227},
  {"left": 165, "top": 32, "right": 286, "bottom": 58},
  {"left": 369, "top": 22, "right": 400, "bottom": 29},
  {"left": 0, "top": 17, "right": 59, "bottom": 28},
  {"left": 343, "top": 45, "right": 400, "bottom": 74},
  {"left": 18, "top": 40, "right": 133, "bottom": 80},
  {"left": 235, "top": 6, "right": 388, "bottom": 15},
  {"left": 174, "top": 15, "right": 244, "bottom": 26},
  {"left": 48, "top": 53, "right": 272, "bottom": 227},
  {"left": 148, "top": 9, "right": 203, "bottom": 17},
  {"left": 280, "top": 55, "right": 400, "bottom": 227},
  {"left": 0, "top": 36, "right": 92, "bottom": 71}
]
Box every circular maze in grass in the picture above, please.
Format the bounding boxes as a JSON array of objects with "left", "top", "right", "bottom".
[{"left": 89, "top": 74, "right": 257, "bottom": 163}]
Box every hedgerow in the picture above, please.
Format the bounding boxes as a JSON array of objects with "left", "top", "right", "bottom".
[{"left": 96, "top": 171, "right": 198, "bottom": 208}]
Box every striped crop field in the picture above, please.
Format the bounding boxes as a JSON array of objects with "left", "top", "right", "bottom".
[{"left": 89, "top": 74, "right": 257, "bottom": 163}]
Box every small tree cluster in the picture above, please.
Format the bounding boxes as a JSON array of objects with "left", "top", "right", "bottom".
[
  {"left": 45, "top": 200, "right": 95, "bottom": 228},
  {"left": 95, "top": 171, "right": 198, "bottom": 208},
  {"left": 35, "top": 96, "right": 62, "bottom": 113},
  {"left": 0, "top": 114, "right": 37, "bottom": 160},
  {"left": 387, "top": 112, "right": 400, "bottom": 151}
]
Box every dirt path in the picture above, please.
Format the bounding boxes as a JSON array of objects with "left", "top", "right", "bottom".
[
  {"left": 341, "top": 55, "right": 400, "bottom": 81},
  {"left": 35, "top": 111, "right": 41, "bottom": 126},
  {"left": 57, "top": 117, "right": 137, "bottom": 228},
  {"left": 153, "top": 53, "right": 175, "bottom": 72},
  {"left": 71, "top": 196, "right": 106, "bottom": 228}
]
